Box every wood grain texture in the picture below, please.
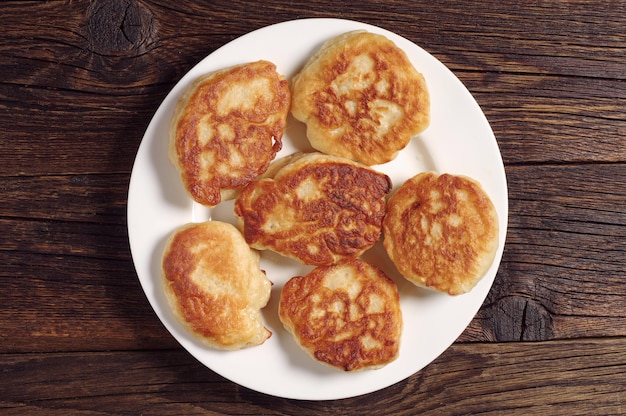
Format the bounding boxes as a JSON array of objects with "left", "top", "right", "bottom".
[
  {"left": 0, "top": 166, "right": 623, "bottom": 350},
  {"left": 462, "top": 163, "right": 626, "bottom": 342},
  {"left": 1, "top": 340, "right": 624, "bottom": 415},
  {"left": 1, "top": 1, "right": 625, "bottom": 174},
  {"left": 1, "top": 0, "right": 625, "bottom": 413}
]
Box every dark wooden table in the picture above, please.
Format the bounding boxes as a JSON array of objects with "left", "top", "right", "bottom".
[{"left": 2, "top": 1, "right": 625, "bottom": 414}]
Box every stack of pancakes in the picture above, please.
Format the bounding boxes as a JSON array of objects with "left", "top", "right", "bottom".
[{"left": 162, "top": 30, "right": 499, "bottom": 371}]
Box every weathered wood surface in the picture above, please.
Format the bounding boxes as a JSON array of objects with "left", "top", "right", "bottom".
[
  {"left": 1, "top": 0, "right": 624, "bottom": 414},
  {"left": 2, "top": 340, "right": 624, "bottom": 415}
]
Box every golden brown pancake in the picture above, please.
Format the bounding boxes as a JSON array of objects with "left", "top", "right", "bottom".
[
  {"left": 383, "top": 172, "right": 499, "bottom": 295},
  {"left": 169, "top": 60, "right": 290, "bottom": 207},
  {"left": 291, "top": 30, "right": 430, "bottom": 166},
  {"left": 279, "top": 259, "right": 402, "bottom": 371},
  {"left": 234, "top": 152, "right": 392, "bottom": 266},
  {"left": 162, "top": 221, "right": 272, "bottom": 350}
]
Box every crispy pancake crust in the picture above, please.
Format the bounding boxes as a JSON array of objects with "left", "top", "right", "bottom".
[
  {"left": 291, "top": 30, "right": 430, "bottom": 165},
  {"left": 169, "top": 60, "right": 290, "bottom": 206},
  {"left": 383, "top": 172, "right": 499, "bottom": 295},
  {"left": 234, "top": 152, "right": 392, "bottom": 266},
  {"left": 162, "top": 221, "right": 272, "bottom": 350},
  {"left": 279, "top": 259, "right": 402, "bottom": 371}
]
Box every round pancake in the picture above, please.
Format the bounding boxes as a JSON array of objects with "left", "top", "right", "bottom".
[
  {"left": 234, "top": 152, "right": 392, "bottom": 266},
  {"left": 279, "top": 259, "right": 402, "bottom": 371},
  {"left": 291, "top": 30, "right": 430, "bottom": 166},
  {"left": 162, "top": 221, "right": 272, "bottom": 350},
  {"left": 383, "top": 172, "right": 499, "bottom": 295},
  {"left": 169, "top": 60, "right": 290, "bottom": 207}
]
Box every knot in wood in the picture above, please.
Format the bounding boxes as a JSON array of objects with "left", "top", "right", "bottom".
[
  {"left": 494, "top": 296, "right": 554, "bottom": 341},
  {"left": 86, "top": 0, "right": 157, "bottom": 57}
]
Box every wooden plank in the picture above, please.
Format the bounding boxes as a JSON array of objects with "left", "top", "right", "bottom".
[
  {"left": 0, "top": 249, "right": 177, "bottom": 352},
  {"left": 0, "top": 172, "right": 174, "bottom": 351},
  {"left": 0, "top": 2, "right": 625, "bottom": 175},
  {"left": 0, "top": 163, "right": 624, "bottom": 351},
  {"left": 0, "top": 174, "right": 129, "bottom": 223},
  {"left": 466, "top": 74, "right": 626, "bottom": 164},
  {"left": 1, "top": 339, "right": 624, "bottom": 415},
  {"left": 0, "top": 0, "right": 624, "bottom": 413},
  {"left": 463, "top": 163, "right": 626, "bottom": 341}
]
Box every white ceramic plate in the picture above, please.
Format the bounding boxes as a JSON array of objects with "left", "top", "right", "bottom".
[{"left": 128, "top": 18, "right": 508, "bottom": 400}]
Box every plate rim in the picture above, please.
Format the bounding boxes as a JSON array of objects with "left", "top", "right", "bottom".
[{"left": 127, "top": 17, "right": 508, "bottom": 400}]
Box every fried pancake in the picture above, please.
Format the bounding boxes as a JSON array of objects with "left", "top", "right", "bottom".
[
  {"left": 162, "top": 221, "right": 272, "bottom": 350},
  {"left": 234, "top": 152, "right": 392, "bottom": 266},
  {"left": 291, "top": 30, "right": 430, "bottom": 166},
  {"left": 169, "top": 60, "right": 290, "bottom": 207},
  {"left": 279, "top": 259, "right": 402, "bottom": 371},
  {"left": 383, "top": 172, "right": 499, "bottom": 295}
]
